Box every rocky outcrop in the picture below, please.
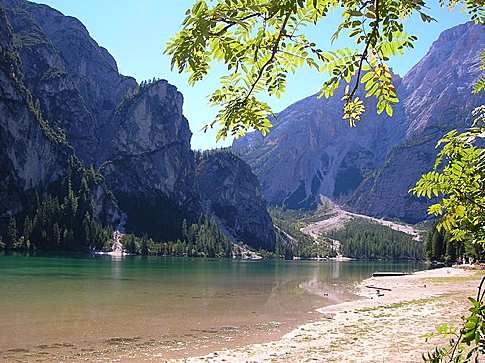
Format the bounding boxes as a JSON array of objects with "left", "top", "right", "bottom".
[
  {"left": 234, "top": 22, "right": 484, "bottom": 223},
  {"left": 0, "top": 0, "right": 137, "bottom": 163},
  {"left": 196, "top": 150, "right": 275, "bottom": 251},
  {"left": 101, "top": 80, "right": 200, "bottom": 241},
  {"left": 104, "top": 81, "right": 196, "bottom": 204},
  {"left": 0, "top": 6, "right": 68, "bottom": 217},
  {"left": 0, "top": 0, "right": 275, "bottom": 249},
  {"left": 233, "top": 78, "right": 408, "bottom": 209},
  {"left": 0, "top": 0, "right": 197, "bottom": 229},
  {"left": 348, "top": 22, "right": 485, "bottom": 222}
]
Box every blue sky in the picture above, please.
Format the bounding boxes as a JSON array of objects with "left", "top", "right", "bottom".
[{"left": 33, "top": 1, "right": 469, "bottom": 150}]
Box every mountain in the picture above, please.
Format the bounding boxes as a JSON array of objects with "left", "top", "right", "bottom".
[
  {"left": 0, "top": 5, "right": 69, "bottom": 217},
  {"left": 196, "top": 150, "right": 275, "bottom": 251},
  {"left": 0, "top": 0, "right": 275, "bottom": 250},
  {"left": 348, "top": 22, "right": 485, "bottom": 222},
  {"left": 233, "top": 79, "right": 408, "bottom": 209},
  {"left": 233, "top": 22, "right": 485, "bottom": 223}
]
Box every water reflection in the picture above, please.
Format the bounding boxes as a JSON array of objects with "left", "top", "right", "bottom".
[{"left": 0, "top": 255, "right": 427, "bottom": 358}]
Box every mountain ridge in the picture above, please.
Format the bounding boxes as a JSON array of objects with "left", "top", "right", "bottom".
[
  {"left": 0, "top": 0, "right": 275, "bottom": 250},
  {"left": 234, "top": 21, "right": 484, "bottom": 223}
]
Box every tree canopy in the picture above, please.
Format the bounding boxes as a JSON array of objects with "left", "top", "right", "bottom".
[
  {"left": 413, "top": 50, "right": 485, "bottom": 363},
  {"left": 412, "top": 57, "right": 485, "bottom": 249},
  {"left": 167, "top": 0, "right": 484, "bottom": 139}
]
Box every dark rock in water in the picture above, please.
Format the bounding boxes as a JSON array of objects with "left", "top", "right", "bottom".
[
  {"left": 233, "top": 21, "right": 485, "bottom": 223},
  {"left": 196, "top": 150, "right": 275, "bottom": 251}
]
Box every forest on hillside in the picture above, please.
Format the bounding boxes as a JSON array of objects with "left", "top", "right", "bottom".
[{"left": 329, "top": 219, "right": 425, "bottom": 260}]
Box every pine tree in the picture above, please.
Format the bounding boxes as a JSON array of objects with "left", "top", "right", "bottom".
[
  {"left": 426, "top": 231, "right": 433, "bottom": 260},
  {"left": 141, "top": 236, "right": 149, "bottom": 256},
  {"left": 431, "top": 229, "right": 445, "bottom": 261},
  {"left": 181, "top": 219, "right": 188, "bottom": 240},
  {"left": 445, "top": 234, "right": 457, "bottom": 262},
  {"left": 6, "top": 216, "right": 17, "bottom": 250},
  {"left": 52, "top": 223, "right": 61, "bottom": 247},
  {"left": 23, "top": 216, "right": 32, "bottom": 245}
]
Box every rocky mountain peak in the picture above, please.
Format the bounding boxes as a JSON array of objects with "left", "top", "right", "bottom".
[
  {"left": 113, "top": 80, "right": 191, "bottom": 155},
  {"left": 0, "top": 0, "right": 276, "bottom": 250},
  {"left": 234, "top": 21, "right": 484, "bottom": 223},
  {"left": 403, "top": 21, "right": 484, "bottom": 137}
]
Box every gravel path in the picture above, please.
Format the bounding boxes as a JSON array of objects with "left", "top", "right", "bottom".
[{"left": 301, "top": 203, "right": 423, "bottom": 241}]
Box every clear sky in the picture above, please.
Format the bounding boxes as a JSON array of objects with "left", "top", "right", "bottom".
[{"left": 32, "top": 1, "right": 469, "bottom": 150}]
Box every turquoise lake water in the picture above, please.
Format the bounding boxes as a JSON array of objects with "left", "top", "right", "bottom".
[{"left": 0, "top": 255, "right": 427, "bottom": 360}]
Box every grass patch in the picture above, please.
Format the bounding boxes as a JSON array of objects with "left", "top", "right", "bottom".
[
  {"left": 424, "top": 271, "right": 485, "bottom": 285},
  {"left": 356, "top": 297, "right": 439, "bottom": 313}
]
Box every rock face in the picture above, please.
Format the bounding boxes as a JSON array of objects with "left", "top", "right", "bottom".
[
  {"left": 0, "top": 0, "right": 193, "bottom": 225},
  {"left": 0, "top": 0, "right": 275, "bottom": 249},
  {"left": 348, "top": 22, "right": 485, "bottom": 222},
  {"left": 1, "top": 0, "right": 137, "bottom": 163},
  {"left": 104, "top": 81, "right": 196, "bottom": 205},
  {"left": 1, "top": 0, "right": 196, "bottom": 210},
  {"left": 233, "top": 80, "right": 408, "bottom": 209},
  {"left": 234, "top": 22, "right": 485, "bottom": 223},
  {"left": 0, "top": 6, "right": 68, "bottom": 217},
  {"left": 196, "top": 151, "right": 275, "bottom": 251}
]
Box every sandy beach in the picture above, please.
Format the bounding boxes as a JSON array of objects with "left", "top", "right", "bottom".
[{"left": 170, "top": 267, "right": 484, "bottom": 363}]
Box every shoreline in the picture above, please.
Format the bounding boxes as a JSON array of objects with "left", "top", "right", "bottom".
[
  {"left": 1, "top": 264, "right": 477, "bottom": 362},
  {"left": 170, "top": 267, "right": 483, "bottom": 363}
]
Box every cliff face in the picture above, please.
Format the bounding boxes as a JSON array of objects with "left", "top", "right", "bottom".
[
  {"left": 104, "top": 81, "right": 196, "bottom": 203},
  {"left": 0, "top": 0, "right": 275, "bottom": 249},
  {"left": 233, "top": 78, "right": 408, "bottom": 209},
  {"left": 234, "top": 22, "right": 484, "bottom": 223},
  {"left": 1, "top": 0, "right": 136, "bottom": 163},
  {"left": 196, "top": 151, "right": 275, "bottom": 251},
  {"left": 101, "top": 80, "right": 200, "bottom": 241},
  {"left": 348, "top": 22, "right": 485, "bottom": 222},
  {"left": 0, "top": 6, "right": 67, "bottom": 217},
  {"left": 0, "top": 0, "right": 196, "bottom": 214}
]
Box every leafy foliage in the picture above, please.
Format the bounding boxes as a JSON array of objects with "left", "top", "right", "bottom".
[
  {"left": 167, "top": 0, "right": 484, "bottom": 138},
  {"left": 413, "top": 43, "right": 485, "bottom": 362},
  {"left": 411, "top": 107, "right": 485, "bottom": 250},
  {"left": 422, "top": 276, "right": 485, "bottom": 362},
  {"left": 412, "top": 50, "right": 485, "bottom": 249}
]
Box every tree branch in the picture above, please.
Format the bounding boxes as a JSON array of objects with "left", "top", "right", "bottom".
[
  {"left": 209, "top": 13, "right": 260, "bottom": 36},
  {"left": 347, "top": 0, "right": 380, "bottom": 101},
  {"left": 241, "top": 12, "right": 291, "bottom": 104}
]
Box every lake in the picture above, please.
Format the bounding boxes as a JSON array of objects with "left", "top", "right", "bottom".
[{"left": 0, "top": 255, "right": 427, "bottom": 361}]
